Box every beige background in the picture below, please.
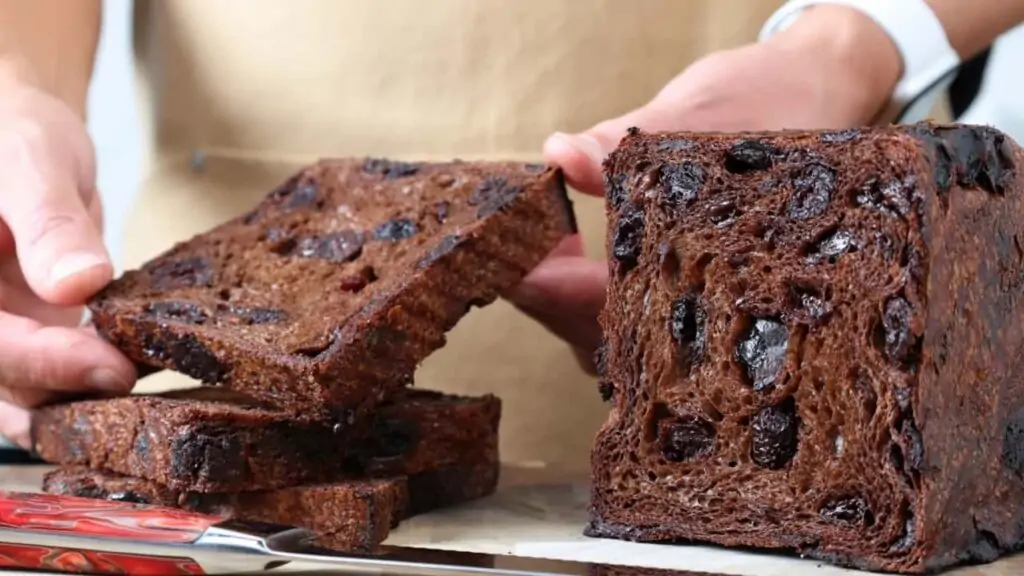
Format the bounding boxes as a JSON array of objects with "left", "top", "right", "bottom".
[{"left": 119, "top": 0, "right": 950, "bottom": 472}]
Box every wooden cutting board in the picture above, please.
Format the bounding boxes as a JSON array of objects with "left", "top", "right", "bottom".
[{"left": 1, "top": 464, "right": 1021, "bottom": 576}]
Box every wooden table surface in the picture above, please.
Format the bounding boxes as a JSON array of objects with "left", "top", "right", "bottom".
[{"left": 2, "top": 464, "right": 1023, "bottom": 576}]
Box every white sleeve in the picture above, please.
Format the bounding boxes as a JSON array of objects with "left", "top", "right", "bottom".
[{"left": 759, "top": 0, "right": 962, "bottom": 123}]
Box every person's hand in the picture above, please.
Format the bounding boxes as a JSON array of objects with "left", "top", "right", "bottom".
[
  {"left": 0, "top": 72, "right": 136, "bottom": 448},
  {"left": 508, "top": 5, "right": 901, "bottom": 375}
]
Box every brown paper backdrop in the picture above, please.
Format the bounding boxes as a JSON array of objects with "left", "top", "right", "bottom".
[{"left": 124, "top": 0, "right": 789, "bottom": 472}]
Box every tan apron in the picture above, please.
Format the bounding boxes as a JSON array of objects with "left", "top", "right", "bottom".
[{"left": 124, "top": 0, "right": 784, "bottom": 472}]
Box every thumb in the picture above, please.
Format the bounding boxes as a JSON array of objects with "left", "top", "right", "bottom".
[
  {"left": 542, "top": 102, "right": 668, "bottom": 198},
  {"left": 0, "top": 167, "right": 112, "bottom": 306}
]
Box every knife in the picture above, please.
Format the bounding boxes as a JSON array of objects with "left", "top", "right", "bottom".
[{"left": 0, "top": 489, "right": 710, "bottom": 576}]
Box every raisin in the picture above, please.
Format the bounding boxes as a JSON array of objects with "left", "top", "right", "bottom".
[
  {"left": 612, "top": 203, "right": 645, "bottom": 274},
  {"left": 709, "top": 201, "right": 740, "bottom": 227},
  {"left": 750, "top": 400, "right": 800, "bottom": 469},
  {"left": 900, "top": 418, "right": 924, "bottom": 472},
  {"left": 221, "top": 306, "right": 288, "bottom": 325},
  {"left": 933, "top": 140, "right": 955, "bottom": 194},
  {"left": 133, "top": 431, "right": 150, "bottom": 460},
  {"left": 889, "top": 515, "right": 917, "bottom": 553},
  {"left": 107, "top": 491, "right": 151, "bottom": 505},
  {"left": 363, "top": 158, "right": 420, "bottom": 179},
  {"left": 285, "top": 184, "right": 319, "bottom": 209},
  {"left": 894, "top": 387, "right": 913, "bottom": 411},
  {"left": 724, "top": 140, "right": 775, "bottom": 173},
  {"left": 598, "top": 381, "right": 614, "bottom": 402},
  {"left": 264, "top": 227, "right": 289, "bottom": 243},
  {"left": 371, "top": 218, "right": 416, "bottom": 242},
  {"left": 371, "top": 419, "right": 420, "bottom": 458},
  {"left": 984, "top": 132, "right": 1017, "bottom": 195},
  {"left": 855, "top": 179, "right": 911, "bottom": 218},
  {"left": 148, "top": 257, "right": 214, "bottom": 291},
  {"left": 605, "top": 173, "right": 629, "bottom": 210},
  {"left": 668, "top": 295, "right": 706, "bottom": 373},
  {"left": 145, "top": 301, "right": 209, "bottom": 325},
  {"left": 659, "top": 415, "right": 716, "bottom": 462},
  {"left": 808, "top": 229, "right": 856, "bottom": 263},
  {"left": 657, "top": 139, "right": 696, "bottom": 152},
  {"left": 879, "top": 296, "right": 919, "bottom": 366},
  {"left": 468, "top": 177, "right": 524, "bottom": 217},
  {"left": 434, "top": 200, "right": 451, "bottom": 223},
  {"left": 821, "top": 497, "right": 873, "bottom": 525},
  {"left": 142, "top": 332, "right": 228, "bottom": 385},
  {"left": 275, "top": 230, "right": 365, "bottom": 262},
  {"left": 874, "top": 232, "right": 899, "bottom": 262},
  {"left": 169, "top": 431, "right": 245, "bottom": 485},
  {"left": 819, "top": 129, "right": 860, "bottom": 143},
  {"left": 1002, "top": 407, "right": 1024, "bottom": 478},
  {"left": 736, "top": 318, "right": 789, "bottom": 391},
  {"left": 593, "top": 342, "right": 608, "bottom": 377},
  {"left": 789, "top": 285, "right": 831, "bottom": 321},
  {"left": 338, "top": 266, "right": 378, "bottom": 292},
  {"left": 786, "top": 163, "right": 835, "bottom": 220},
  {"left": 659, "top": 161, "right": 705, "bottom": 208},
  {"left": 417, "top": 235, "right": 462, "bottom": 268}
]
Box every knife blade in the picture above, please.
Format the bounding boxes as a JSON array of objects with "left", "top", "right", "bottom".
[{"left": 0, "top": 489, "right": 711, "bottom": 576}]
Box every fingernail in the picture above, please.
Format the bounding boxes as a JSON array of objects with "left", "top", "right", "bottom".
[
  {"left": 564, "top": 133, "right": 607, "bottom": 165},
  {"left": 87, "top": 368, "right": 129, "bottom": 391},
  {"left": 51, "top": 252, "right": 108, "bottom": 287},
  {"left": 552, "top": 132, "right": 606, "bottom": 165}
]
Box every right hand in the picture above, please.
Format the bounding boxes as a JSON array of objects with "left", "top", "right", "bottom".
[{"left": 0, "top": 75, "right": 136, "bottom": 448}]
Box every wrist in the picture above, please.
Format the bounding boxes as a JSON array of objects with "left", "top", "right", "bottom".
[
  {"left": 767, "top": 5, "right": 901, "bottom": 124},
  {"left": 0, "top": 54, "right": 87, "bottom": 119}
]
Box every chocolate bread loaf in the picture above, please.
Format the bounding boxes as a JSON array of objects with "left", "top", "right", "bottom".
[
  {"left": 588, "top": 123, "right": 1024, "bottom": 573},
  {"left": 87, "top": 159, "right": 575, "bottom": 415},
  {"left": 32, "top": 388, "right": 500, "bottom": 493},
  {"left": 42, "top": 467, "right": 406, "bottom": 552}
]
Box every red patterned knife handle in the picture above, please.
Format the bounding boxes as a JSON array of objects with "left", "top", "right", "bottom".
[
  {"left": 0, "top": 543, "right": 205, "bottom": 575},
  {"left": 0, "top": 490, "right": 223, "bottom": 545}
]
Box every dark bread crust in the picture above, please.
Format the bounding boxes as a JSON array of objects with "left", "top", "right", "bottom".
[
  {"left": 589, "top": 122, "right": 1024, "bottom": 573},
  {"left": 401, "top": 460, "right": 500, "bottom": 518},
  {"left": 42, "top": 466, "right": 405, "bottom": 552},
  {"left": 31, "top": 388, "right": 500, "bottom": 493},
  {"left": 87, "top": 159, "right": 575, "bottom": 416}
]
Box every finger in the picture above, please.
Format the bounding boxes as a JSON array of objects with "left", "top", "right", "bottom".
[
  {"left": 83, "top": 186, "right": 104, "bottom": 232},
  {"left": 0, "top": 220, "right": 12, "bottom": 255},
  {"left": 508, "top": 255, "right": 608, "bottom": 358},
  {"left": 0, "top": 310, "right": 136, "bottom": 397},
  {"left": 0, "top": 145, "right": 113, "bottom": 305},
  {"left": 543, "top": 102, "right": 667, "bottom": 198},
  {"left": 0, "top": 401, "right": 31, "bottom": 449}
]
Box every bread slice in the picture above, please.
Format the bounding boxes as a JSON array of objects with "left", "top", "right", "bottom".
[
  {"left": 588, "top": 123, "right": 1024, "bottom": 573},
  {"left": 42, "top": 466, "right": 406, "bottom": 552},
  {"left": 41, "top": 459, "right": 500, "bottom": 553},
  {"left": 31, "top": 388, "right": 500, "bottom": 493},
  {"left": 87, "top": 159, "right": 575, "bottom": 415}
]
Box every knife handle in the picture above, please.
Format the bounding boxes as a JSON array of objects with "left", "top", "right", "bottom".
[
  {"left": 0, "top": 543, "right": 205, "bottom": 575},
  {"left": 0, "top": 490, "right": 224, "bottom": 545}
]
